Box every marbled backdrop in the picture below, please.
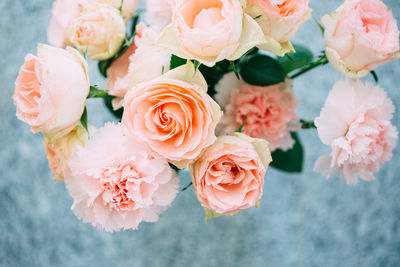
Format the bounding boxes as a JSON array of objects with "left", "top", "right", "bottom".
[{"left": 1, "top": 0, "right": 399, "bottom": 266}]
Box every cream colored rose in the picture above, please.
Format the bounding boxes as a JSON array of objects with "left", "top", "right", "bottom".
[
  {"left": 245, "top": 0, "right": 311, "bottom": 56},
  {"left": 322, "top": 0, "right": 400, "bottom": 78},
  {"left": 157, "top": 0, "right": 264, "bottom": 67},
  {"left": 44, "top": 125, "right": 91, "bottom": 181},
  {"left": 65, "top": 2, "right": 126, "bottom": 60},
  {"left": 102, "top": 0, "right": 138, "bottom": 20}
]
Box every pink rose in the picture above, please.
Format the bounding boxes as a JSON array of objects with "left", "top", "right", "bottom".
[
  {"left": 322, "top": 0, "right": 400, "bottom": 78},
  {"left": 44, "top": 125, "right": 91, "bottom": 181},
  {"left": 122, "top": 63, "right": 223, "bottom": 169},
  {"left": 65, "top": 2, "right": 126, "bottom": 60},
  {"left": 13, "top": 44, "right": 89, "bottom": 141},
  {"left": 157, "top": 0, "right": 264, "bottom": 67},
  {"left": 106, "top": 24, "right": 171, "bottom": 109},
  {"left": 314, "top": 79, "right": 398, "bottom": 185},
  {"left": 65, "top": 123, "right": 179, "bottom": 232},
  {"left": 245, "top": 0, "right": 311, "bottom": 56},
  {"left": 215, "top": 73, "right": 300, "bottom": 151},
  {"left": 145, "top": 0, "right": 175, "bottom": 32},
  {"left": 190, "top": 132, "right": 272, "bottom": 215}
]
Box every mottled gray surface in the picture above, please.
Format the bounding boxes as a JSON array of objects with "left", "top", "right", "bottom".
[{"left": 1, "top": 0, "right": 400, "bottom": 266}]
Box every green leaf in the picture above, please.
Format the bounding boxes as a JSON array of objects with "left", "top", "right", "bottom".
[
  {"left": 240, "top": 54, "right": 285, "bottom": 86},
  {"left": 313, "top": 15, "right": 325, "bottom": 35},
  {"left": 103, "top": 96, "right": 123, "bottom": 121},
  {"left": 270, "top": 132, "right": 304, "bottom": 173},
  {"left": 198, "top": 60, "right": 231, "bottom": 97},
  {"left": 170, "top": 55, "right": 187, "bottom": 70},
  {"left": 230, "top": 61, "right": 240, "bottom": 80},
  {"left": 88, "top": 86, "right": 108, "bottom": 98},
  {"left": 277, "top": 44, "right": 314, "bottom": 74},
  {"left": 204, "top": 208, "right": 222, "bottom": 223},
  {"left": 80, "top": 106, "right": 88, "bottom": 133}
]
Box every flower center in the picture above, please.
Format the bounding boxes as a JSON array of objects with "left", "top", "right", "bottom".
[{"left": 193, "top": 7, "right": 223, "bottom": 29}]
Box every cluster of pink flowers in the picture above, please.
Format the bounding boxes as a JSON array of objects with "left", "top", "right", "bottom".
[{"left": 13, "top": 0, "right": 398, "bottom": 231}]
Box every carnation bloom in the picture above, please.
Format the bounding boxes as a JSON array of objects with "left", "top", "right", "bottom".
[
  {"left": 44, "top": 125, "right": 91, "bottom": 181},
  {"left": 315, "top": 79, "right": 398, "bottom": 185},
  {"left": 157, "top": 0, "right": 264, "bottom": 67},
  {"left": 122, "top": 62, "right": 223, "bottom": 169},
  {"left": 215, "top": 73, "right": 300, "bottom": 151},
  {"left": 13, "top": 44, "right": 89, "bottom": 142},
  {"left": 190, "top": 133, "right": 272, "bottom": 215},
  {"left": 65, "top": 2, "right": 126, "bottom": 60},
  {"left": 322, "top": 0, "right": 400, "bottom": 78},
  {"left": 65, "top": 123, "right": 179, "bottom": 232},
  {"left": 106, "top": 24, "right": 171, "bottom": 109},
  {"left": 245, "top": 0, "right": 312, "bottom": 56}
]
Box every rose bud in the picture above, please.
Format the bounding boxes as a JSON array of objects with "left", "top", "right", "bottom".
[{"left": 65, "top": 2, "right": 126, "bottom": 60}]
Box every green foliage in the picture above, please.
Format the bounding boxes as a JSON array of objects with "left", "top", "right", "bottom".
[
  {"left": 240, "top": 54, "right": 285, "bottom": 86},
  {"left": 270, "top": 132, "right": 304, "bottom": 173},
  {"left": 103, "top": 96, "right": 123, "bottom": 121},
  {"left": 80, "top": 106, "right": 88, "bottom": 133},
  {"left": 88, "top": 86, "right": 108, "bottom": 98},
  {"left": 198, "top": 60, "right": 231, "bottom": 97},
  {"left": 278, "top": 44, "right": 314, "bottom": 74},
  {"left": 169, "top": 55, "right": 187, "bottom": 70}
]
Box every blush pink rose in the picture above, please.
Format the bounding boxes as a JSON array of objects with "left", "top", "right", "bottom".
[
  {"left": 65, "top": 2, "right": 126, "bottom": 60},
  {"left": 13, "top": 44, "right": 89, "bottom": 141},
  {"left": 44, "top": 125, "right": 91, "bottom": 181},
  {"left": 190, "top": 132, "right": 272, "bottom": 215},
  {"left": 122, "top": 63, "right": 223, "bottom": 169},
  {"left": 215, "top": 73, "right": 300, "bottom": 151},
  {"left": 245, "top": 0, "right": 311, "bottom": 56},
  {"left": 145, "top": 0, "right": 175, "bottom": 32},
  {"left": 314, "top": 79, "right": 398, "bottom": 185},
  {"left": 65, "top": 123, "right": 179, "bottom": 232},
  {"left": 106, "top": 24, "right": 171, "bottom": 109},
  {"left": 157, "top": 0, "right": 264, "bottom": 66},
  {"left": 322, "top": 0, "right": 400, "bottom": 78}
]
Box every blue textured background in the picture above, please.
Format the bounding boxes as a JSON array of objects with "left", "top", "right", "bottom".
[{"left": 1, "top": 0, "right": 399, "bottom": 266}]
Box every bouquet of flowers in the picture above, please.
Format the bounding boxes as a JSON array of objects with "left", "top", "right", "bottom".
[{"left": 13, "top": 0, "right": 399, "bottom": 232}]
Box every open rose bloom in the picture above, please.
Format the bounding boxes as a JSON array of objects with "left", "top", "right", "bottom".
[
  {"left": 157, "top": 0, "right": 265, "bottom": 66},
  {"left": 190, "top": 133, "right": 272, "bottom": 215},
  {"left": 322, "top": 0, "right": 400, "bottom": 78},
  {"left": 14, "top": 44, "right": 89, "bottom": 141},
  {"left": 13, "top": 0, "right": 400, "bottom": 231}
]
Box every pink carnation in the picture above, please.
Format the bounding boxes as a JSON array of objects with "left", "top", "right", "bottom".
[
  {"left": 65, "top": 123, "right": 179, "bottom": 231},
  {"left": 315, "top": 79, "right": 398, "bottom": 185},
  {"left": 215, "top": 73, "right": 300, "bottom": 151}
]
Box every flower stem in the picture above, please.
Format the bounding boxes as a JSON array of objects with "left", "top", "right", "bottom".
[
  {"left": 289, "top": 53, "right": 328, "bottom": 79},
  {"left": 301, "top": 119, "right": 316, "bottom": 129},
  {"left": 181, "top": 182, "right": 193, "bottom": 192}
]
